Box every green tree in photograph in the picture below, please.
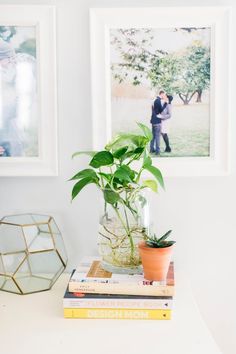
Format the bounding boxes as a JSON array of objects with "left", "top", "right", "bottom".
[
  {"left": 174, "top": 42, "right": 210, "bottom": 104},
  {"left": 111, "top": 28, "right": 166, "bottom": 86},
  {"left": 111, "top": 29, "right": 210, "bottom": 105},
  {"left": 148, "top": 53, "right": 181, "bottom": 96}
]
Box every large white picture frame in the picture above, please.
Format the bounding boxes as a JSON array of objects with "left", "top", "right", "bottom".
[
  {"left": 90, "top": 7, "right": 231, "bottom": 177},
  {"left": 0, "top": 5, "right": 57, "bottom": 176}
]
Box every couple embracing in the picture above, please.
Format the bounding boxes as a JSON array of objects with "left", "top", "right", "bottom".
[{"left": 150, "top": 90, "right": 173, "bottom": 156}]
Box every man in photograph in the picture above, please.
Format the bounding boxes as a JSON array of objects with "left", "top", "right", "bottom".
[{"left": 150, "top": 90, "right": 168, "bottom": 155}]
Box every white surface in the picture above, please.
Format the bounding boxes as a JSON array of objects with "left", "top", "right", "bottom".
[
  {"left": 0, "top": 1, "right": 235, "bottom": 354},
  {"left": 0, "top": 273, "right": 222, "bottom": 354}
]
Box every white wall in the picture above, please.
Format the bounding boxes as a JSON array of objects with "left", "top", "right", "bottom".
[{"left": 0, "top": 0, "right": 236, "bottom": 353}]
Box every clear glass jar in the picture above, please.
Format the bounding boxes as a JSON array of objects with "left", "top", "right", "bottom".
[{"left": 98, "top": 190, "right": 149, "bottom": 274}]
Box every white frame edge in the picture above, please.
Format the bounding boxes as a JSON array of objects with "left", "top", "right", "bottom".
[{"left": 90, "top": 7, "right": 231, "bottom": 177}]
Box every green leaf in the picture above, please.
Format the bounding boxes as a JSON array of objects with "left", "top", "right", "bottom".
[
  {"left": 103, "top": 189, "right": 120, "bottom": 205},
  {"left": 72, "top": 151, "right": 96, "bottom": 159},
  {"left": 164, "top": 241, "right": 176, "bottom": 247},
  {"left": 142, "top": 179, "right": 158, "bottom": 193},
  {"left": 143, "top": 156, "right": 152, "bottom": 168},
  {"left": 72, "top": 177, "right": 97, "bottom": 200},
  {"left": 137, "top": 122, "right": 152, "bottom": 141},
  {"left": 146, "top": 240, "right": 156, "bottom": 248},
  {"left": 105, "top": 135, "right": 120, "bottom": 151},
  {"left": 105, "top": 133, "right": 149, "bottom": 151},
  {"left": 155, "top": 240, "right": 176, "bottom": 248},
  {"left": 156, "top": 230, "right": 172, "bottom": 244},
  {"left": 98, "top": 172, "right": 112, "bottom": 183},
  {"left": 133, "top": 147, "right": 145, "bottom": 154},
  {"left": 89, "top": 151, "right": 114, "bottom": 168},
  {"left": 131, "top": 135, "right": 149, "bottom": 148},
  {"left": 69, "top": 169, "right": 98, "bottom": 181},
  {"left": 114, "top": 165, "right": 135, "bottom": 183},
  {"left": 113, "top": 146, "right": 129, "bottom": 159},
  {"left": 145, "top": 230, "right": 175, "bottom": 248},
  {"left": 144, "top": 165, "right": 165, "bottom": 189}
]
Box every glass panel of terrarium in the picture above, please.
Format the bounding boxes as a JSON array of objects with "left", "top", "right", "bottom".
[
  {"left": 22, "top": 225, "right": 38, "bottom": 248},
  {"left": 15, "top": 257, "right": 51, "bottom": 293},
  {"left": 16, "top": 275, "right": 51, "bottom": 294},
  {"left": 48, "top": 218, "right": 61, "bottom": 234},
  {"left": 2, "top": 214, "right": 34, "bottom": 225},
  {"left": 0, "top": 255, "right": 5, "bottom": 274},
  {"left": 51, "top": 264, "right": 66, "bottom": 286},
  {"left": 0, "top": 224, "right": 26, "bottom": 253},
  {"left": 28, "top": 250, "right": 64, "bottom": 280},
  {"left": 24, "top": 224, "right": 54, "bottom": 252},
  {"left": 14, "top": 256, "right": 31, "bottom": 279},
  {"left": 2, "top": 278, "right": 21, "bottom": 294},
  {"left": 1, "top": 252, "right": 26, "bottom": 276},
  {"left": 0, "top": 274, "right": 6, "bottom": 288},
  {"left": 49, "top": 220, "right": 67, "bottom": 265},
  {"left": 30, "top": 214, "right": 50, "bottom": 224}
]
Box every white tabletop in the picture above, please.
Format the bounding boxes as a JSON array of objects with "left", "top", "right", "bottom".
[{"left": 0, "top": 271, "right": 222, "bottom": 354}]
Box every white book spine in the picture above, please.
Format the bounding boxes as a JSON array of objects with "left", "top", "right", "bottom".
[{"left": 63, "top": 298, "right": 173, "bottom": 309}]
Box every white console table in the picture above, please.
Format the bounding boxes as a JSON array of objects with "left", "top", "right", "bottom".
[{"left": 0, "top": 271, "right": 222, "bottom": 354}]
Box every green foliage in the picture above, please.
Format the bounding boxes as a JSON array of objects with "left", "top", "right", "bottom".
[
  {"left": 70, "top": 123, "right": 170, "bottom": 263},
  {"left": 111, "top": 28, "right": 210, "bottom": 105},
  {"left": 70, "top": 122, "right": 165, "bottom": 203},
  {"left": 72, "top": 176, "right": 98, "bottom": 200},
  {"left": 112, "top": 146, "right": 129, "bottom": 159},
  {"left": 136, "top": 122, "right": 153, "bottom": 140},
  {"left": 114, "top": 165, "right": 135, "bottom": 184},
  {"left": 149, "top": 44, "right": 210, "bottom": 104},
  {"left": 17, "top": 38, "right": 36, "bottom": 58},
  {"left": 89, "top": 151, "right": 114, "bottom": 168},
  {"left": 70, "top": 168, "right": 98, "bottom": 181},
  {"left": 146, "top": 230, "right": 175, "bottom": 248},
  {"left": 149, "top": 53, "right": 181, "bottom": 95},
  {"left": 142, "top": 180, "right": 158, "bottom": 193},
  {"left": 103, "top": 189, "right": 120, "bottom": 205},
  {"left": 72, "top": 151, "right": 96, "bottom": 158},
  {"left": 142, "top": 156, "right": 164, "bottom": 189}
]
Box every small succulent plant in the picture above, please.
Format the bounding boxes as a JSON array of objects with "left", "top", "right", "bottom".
[{"left": 145, "top": 230, "right": 175, "bottom": 248}]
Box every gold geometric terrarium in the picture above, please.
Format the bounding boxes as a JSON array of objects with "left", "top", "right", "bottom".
[{"left": 0, "top": 214, "right": 67, "bottom": 295}]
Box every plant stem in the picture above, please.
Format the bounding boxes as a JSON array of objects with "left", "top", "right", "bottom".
[
  {"left": 112, "top": 204, "right": 135, "bottom": 262},
  {"left": 135, "top": 168, "right": 143, "bottom": 184},
  {"left": 99, "top": 168, "right": 105, "bottom": 188}
]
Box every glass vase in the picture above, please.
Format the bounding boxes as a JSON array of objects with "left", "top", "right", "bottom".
[{"left": 98, "top": 191, "right": 149, "bottom": 274}]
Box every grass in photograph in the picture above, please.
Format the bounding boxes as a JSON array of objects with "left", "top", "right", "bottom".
[{"left": 111, "top": 99, "right": 210, "bottom": 157}]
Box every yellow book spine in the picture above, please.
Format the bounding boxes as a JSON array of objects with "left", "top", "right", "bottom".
[{"left": 64, "top": 308, "right": 171, "bottom": 320}]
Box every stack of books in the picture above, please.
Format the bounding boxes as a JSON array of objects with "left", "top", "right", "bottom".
[{"left": 63, "top": 257, "right": 174, "bottom": 320}]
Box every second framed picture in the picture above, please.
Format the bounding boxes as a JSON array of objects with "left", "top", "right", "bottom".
[{"left": 90, "top": 7, "right": 231, "bottom": 176}]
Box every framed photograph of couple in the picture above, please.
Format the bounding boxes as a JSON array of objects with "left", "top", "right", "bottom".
[
  {"left": 90, "top": 7, "right": 231, "bottom": 176},
  {"left": 0, "top": 5, "right": 57, "bottom": 176}
]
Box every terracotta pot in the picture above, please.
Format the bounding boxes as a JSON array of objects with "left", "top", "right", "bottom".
[{"left": 138, "top": 241, "right": 174, "bottom": 281}]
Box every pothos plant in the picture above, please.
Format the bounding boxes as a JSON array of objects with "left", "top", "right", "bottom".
[{"left": 70, "top": 123, "right": 165, "bottom": 268}]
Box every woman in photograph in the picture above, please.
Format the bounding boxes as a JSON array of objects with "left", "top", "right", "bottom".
[{"left": 157, "top": 94, "right": 173, "bottom": 153}]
